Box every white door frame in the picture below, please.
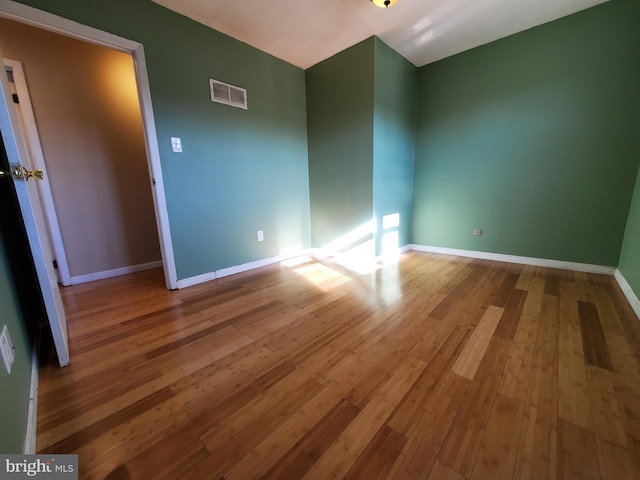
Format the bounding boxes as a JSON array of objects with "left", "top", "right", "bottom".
[
  {"left": 0, "top": 0, "right": 178, "bottom": 290},
  {"left": 4, "top": 58, "right": 72, "bottom": 286}
]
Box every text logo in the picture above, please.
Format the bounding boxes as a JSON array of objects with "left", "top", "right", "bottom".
[{"left": 0, "top": 455, "right": 77, "bottom": 479}]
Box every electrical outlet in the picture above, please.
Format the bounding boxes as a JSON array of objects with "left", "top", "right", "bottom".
[
  {"left": 1, "top": 325, "right": 15, "bottom": 374},
  {"left": 257, "top": 230, "right": 264, "bottom": 242}
]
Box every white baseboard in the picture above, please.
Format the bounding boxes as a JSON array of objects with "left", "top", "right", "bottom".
[
  {"left": 377, "top": 244, "right": 411, "bottom": 261},
  {"left": 399, "top": 244, "right": 412, "bottom": 254},
  {"left": 173, "top": 243, "right": 633, "bottom": 315},
  {"left": 69, "top": 260, "right": 163, "bottom": 285},
  {"left": 176, "top": 245, "right": 413, "bottom": 289},
  {"left": 409, "top": 244, "right": 616, "bottom": 275},
  {"left": 311, "top": 244, "right": 412, "bottom": 263},
  {"left": 176, "top": 270, "right": 218, "bottom": 289},
  {"left": 23, "top": 348, "right": 38, "bottom": 454},
  {"left": 176, "top": 249, "right": 314, "bottom": 289},
  {"left": 614, "top": 269, "right": 640, "bottom": 320}
]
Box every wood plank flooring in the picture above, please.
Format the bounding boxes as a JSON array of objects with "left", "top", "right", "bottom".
[{"left": 36, "top": 251, "right": 640, "bottom": 479}]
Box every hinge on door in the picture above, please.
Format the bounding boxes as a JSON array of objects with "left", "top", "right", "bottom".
[
  {"left": 53, "top": 260, "right": 58, "bottom": 269},
  {"left": 12, "top": 93, "right": 19, "bottom": 104}
]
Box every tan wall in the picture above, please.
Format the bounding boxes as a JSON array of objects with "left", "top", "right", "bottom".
[{"left": 0, "top": 18, "right": 161, "bottom": 278}]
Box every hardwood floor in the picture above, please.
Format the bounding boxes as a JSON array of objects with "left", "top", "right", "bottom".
[{"left": 36, "top": 251, "right": 640, "bottom": 479}]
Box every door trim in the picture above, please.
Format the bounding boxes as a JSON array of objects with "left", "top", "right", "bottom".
[{"left": 0, "top": 0, "right": 178, "bottom": 289}]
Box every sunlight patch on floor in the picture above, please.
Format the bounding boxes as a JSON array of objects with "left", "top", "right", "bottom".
[
  {"left": 331, "top": 238, "right": 381, "bottom": 275},
  {"left": 281, "top": 255, "right": 314, "bottom": 268},
  {"left": 293, "top": 262, "right": 352, "bottom": 292}
]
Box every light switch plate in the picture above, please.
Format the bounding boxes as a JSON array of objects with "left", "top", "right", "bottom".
[
  {"left": 257, "top": 230, "right": 264, "bottom": 242},
  {"left": 1, "top": 325, "right": 15, "bottom": 374},
  {"left": 171, "top": 137, "right": 182, "bottom": 153}
]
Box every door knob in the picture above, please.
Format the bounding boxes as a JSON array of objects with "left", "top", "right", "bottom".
[
  {"left": 22, "top": 166, "right": 44, "bottom": 181},
  {"left": 0, "top": 166, "right": 44, "bottom": 181},
  {"left": 9, "top": 166, "right": 44, "bottom": 181}
]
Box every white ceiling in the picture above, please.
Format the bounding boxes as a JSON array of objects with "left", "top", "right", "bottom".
[{"left": 151, "top": 0, "right": 609, "bottom": 69}]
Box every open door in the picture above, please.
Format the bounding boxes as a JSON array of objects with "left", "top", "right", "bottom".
[
  {"left": 4, "top": 58, "right": 71, "bottom": 287},
  {"left": 0, "top": 48, "right": 69, "bottom": 366}
]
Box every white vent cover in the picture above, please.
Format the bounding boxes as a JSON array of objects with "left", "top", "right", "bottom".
[{"left": 209, "top": 79, "right": 247, "bottom": 110}]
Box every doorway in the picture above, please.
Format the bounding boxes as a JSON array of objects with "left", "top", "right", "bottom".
[
  {"left": 0, "top": 2, "right": 176, "bottom": 291},
  {"left": 1, "top": 26, "right": 162, "bottom": 287}
]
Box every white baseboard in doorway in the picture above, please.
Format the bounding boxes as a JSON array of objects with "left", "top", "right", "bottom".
[
  {"left": 614, "top": 269, "right": 640, "bottom": 321},
  {"left": 409, "top": 244, "right": 616, "bottom": 275},
  {"left": 69, "top": 260, "right": 163, "bottom": 285}
]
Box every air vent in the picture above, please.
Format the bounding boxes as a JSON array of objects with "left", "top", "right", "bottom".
[{"left": 209, "top": 79, "right": 247, "bottom": 110}]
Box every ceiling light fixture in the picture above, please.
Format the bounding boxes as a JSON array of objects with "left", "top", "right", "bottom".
[{"left": 371, "top": 0, "right": 399, "bottom": 7}]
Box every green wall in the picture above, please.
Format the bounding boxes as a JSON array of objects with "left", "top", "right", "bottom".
[
  {"left": 0, "top": 134, "right": 34, "bottom": 453},
  {"left": 373, "top": 38, "right": 417, "bottom": 255},
  {"left": 306, "top": 38, "right": 375, "bottom": 249},
  {"left": 13, "top": 0, "right": 310, "bottom": 279},
  {"left": 619, "top": 165, "right": 640, "bottom": 297},
  {"left": 412, "top": 0, "right": 640, "bottom": 266},
  {"left": 307, "top": 37, "right": 417, "bottom": 255},
  {"left": 0, "top": 234, "right": 32, "bottom": 453}
]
